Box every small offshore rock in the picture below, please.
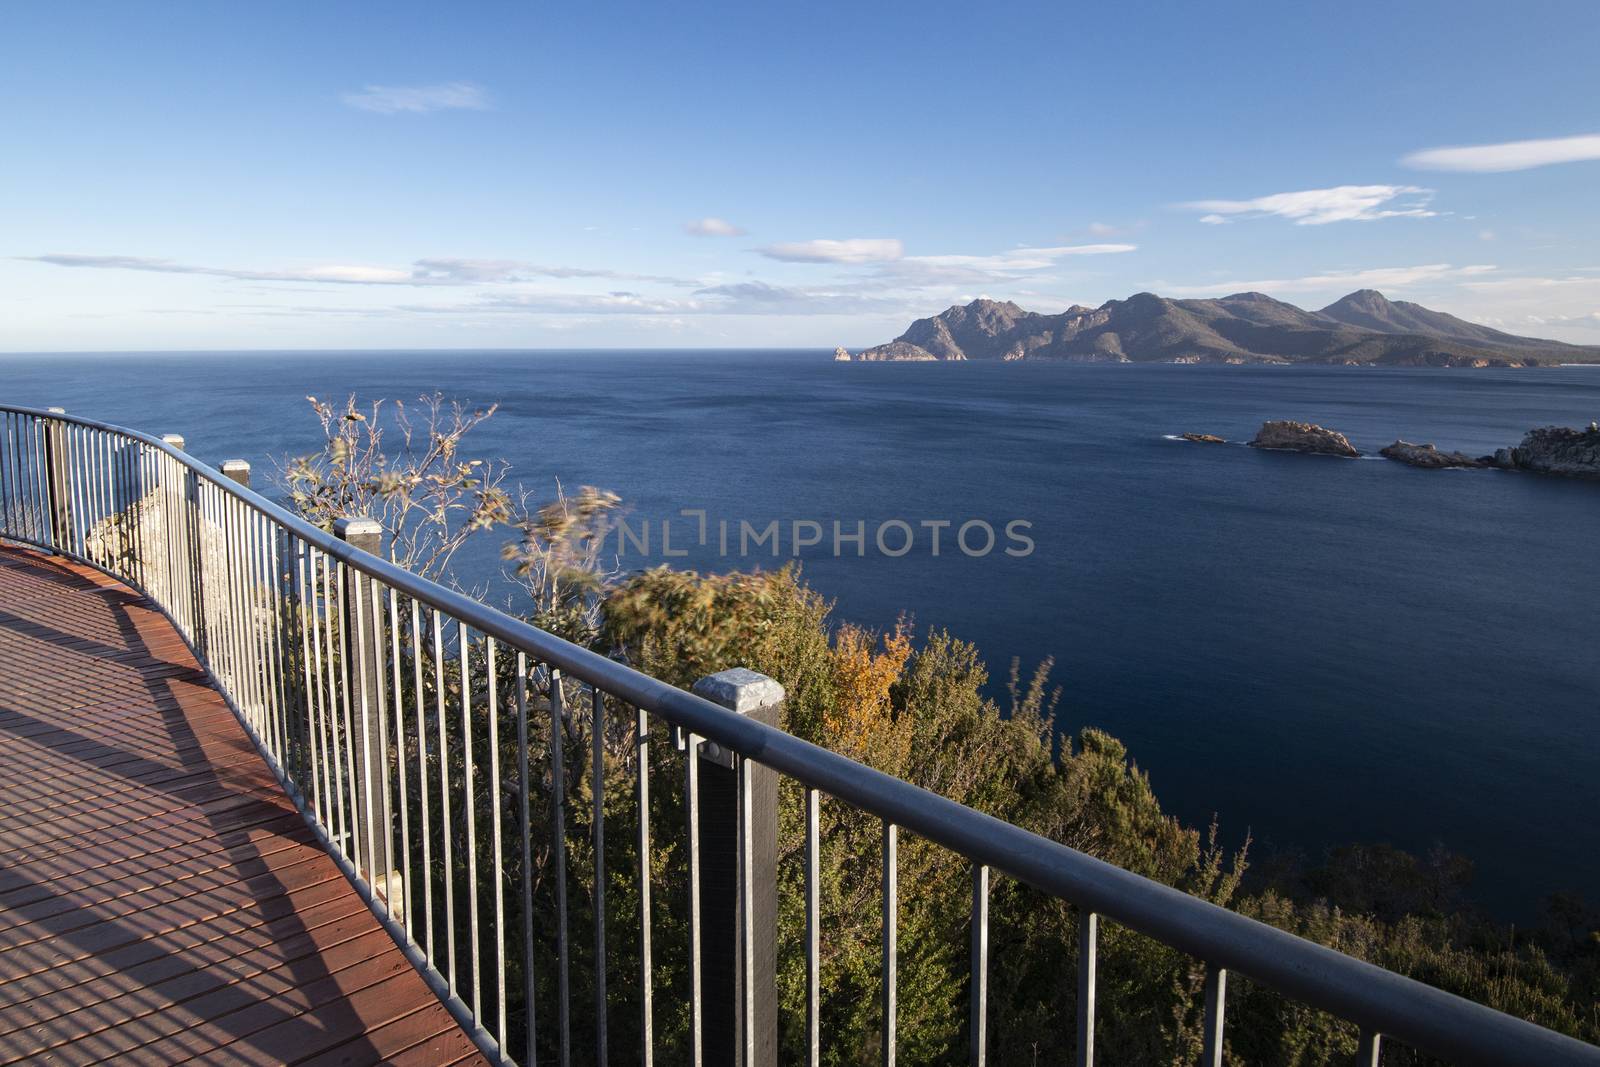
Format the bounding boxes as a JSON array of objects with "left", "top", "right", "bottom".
[
  {"left": 832, "top": 346, "right": 853, "bottom": 362},
  {"left": 1248, "top": 420, "right": 1360, "bottom": 457},
  {"left": 1181, "top": 433, "right": 1226, "bottom": 444},
  {"left": 1379, "top": 440, "right": 1488, "bottom": 469}
]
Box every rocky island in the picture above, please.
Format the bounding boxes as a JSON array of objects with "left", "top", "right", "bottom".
[
  {"left": 1205, "top": 421, "right": 1600, "bottom": 477},
  {"left": 1488, "top": 425, "right": 1600, "bottom": 477},
  {"left": 1379, "top": 441, "right": 1488, "bottom": 469},
  {"left": 1248, "top": 421, "right": 1361, "bottom": 457},
  {"left": 842, "top": 291, "right": 1600, "bottom": 366}
]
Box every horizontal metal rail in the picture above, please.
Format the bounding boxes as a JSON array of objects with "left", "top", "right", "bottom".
[{"left": 1, "top": 402, "right": 1594, "bottom": 1067}]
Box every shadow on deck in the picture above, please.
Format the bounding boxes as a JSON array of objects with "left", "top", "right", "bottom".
[{"left": 0, "top": 545, "right": 486, "bottom": 1067}]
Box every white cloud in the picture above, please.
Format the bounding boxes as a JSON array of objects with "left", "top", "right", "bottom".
[
  {"left": 1181, "top": 185, "right": 1436, "bottom": 225},
  {"left": 757, "top": 238, "right": 904, "bottom": 264},
  {"left": 22, "top": 253, "right": 694, "bottom": 287},
  {"left": 684, "top": 217, "right": 745, "bottom": 237},
  {"left": 409, "top": 257, "right": 693, "bottom": 286},
  {"left": 1165, "top": 263, "right": 1496, "bottom": 296},
  {"left": 341, "top": 82, "right": 489, "bottom": 115},
  {"left": 904, "top": 244, "right": 1135, "bottom": 272},
  {"left": 1402, "top": 133, "right": 1600, "bottom": 172},
  {"left": 1086, "top": 222, "right": 1119, "bottom": 237}
]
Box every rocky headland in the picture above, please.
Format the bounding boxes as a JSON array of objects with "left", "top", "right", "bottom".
[{"left": 842, "top": 291, "right": 1600, "bottom": 366}]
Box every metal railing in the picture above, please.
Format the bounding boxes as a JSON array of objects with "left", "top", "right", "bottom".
[{"left": 0, "top": 402, "right": 1595, "bottom": 1067}]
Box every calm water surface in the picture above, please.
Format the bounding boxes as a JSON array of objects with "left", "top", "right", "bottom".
[{"left": 5, "top": 350, "right": 1597, "bottom": 917}]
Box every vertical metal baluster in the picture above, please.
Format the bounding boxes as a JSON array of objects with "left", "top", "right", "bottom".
[
  {"left": 0, "top": 415, "right": 12, "bottom": 535},
  {"left": 267, "top": 518, "right": 290, "bottom": 765},
  {"left": 1077, "top": 912, "right": 1097, "bottom": 1067},
  {"left": 685, "top": 731, "right": 703, "bottom": 1067},
  {"left": 217, "top": 490, "right": 237, "bottom": 702},
  {"left": 66, "top": 426, "right": 84, "bottom": 557},
  {"left": 637, "top": 704, "right": 653, "bottom": 1067},
  {"left": 1357, "top": 1029, "right": 1381, "bottom": 1066},
  {"left": 435, "top": 609, "right": 456, "bottom": 997},
  {"left": 550, "top": 668, "right": 572, "bottom": 1067},
  {"left": 882, "top": 821, "right": 898, "bottom": 1067},
  {"left": 591, "top": 685, "right": 608, "bottom": 1064},
  {"left": 1201, "top": 964, "right": 1226, "bottom": 1067},
  {"left": 461, "top": 621, "right": 482, "bottom": 1022},
  {"left": 391, "top": 589, "right": 413, "bottom": 940},
  {"left": 100, "top": 430, "right": 113, "bottom": 563},
  {"left": 805, "top": 787, "right": 820, "bottom": 1067},
  {"left": 225, "top": 493, "right": 246, "bottom": 708},
  {"left": 84, "top": 427, "right": 98, "bottom": 561},
  {"left": 298, "top": 541, "right": 320, "bottom": 815},
  {"left": 354, "top": 572, "right": 379, "bottom": 880},
  {"left": 247, "top": 507, "right": 268, "bottom": 742},
  {"left": 971, "top": 864, "right": 988, "bottom": 1067},
  {"left": 23, "top": 415, "right": 38, "bottom": 542},
  {"left": 371, "top": 578, "right": 395, "bottom": 916},
  {"left": 283, "top": 530, "right": 304, "bottom": 785},
  {"left": 488, "top": 638, "right": 507, "bottom": 1050},
  {"left": 740, "top": 750, "right": 754, "bottom": 1066},
  {"left": 515, "top": 652, "right": 538, "bottom": 1067},
  {"left": 336, "top": 560, "right": 359, "bottom": 866},
  {"left": 316, "top": 552, "right": 339, "bottom": 834},
  {"left": 414, "top": 598, "right": 433, "bottom": 961},
  {"left": 222, "top": 490, "right": 242, "bottom": 701}
]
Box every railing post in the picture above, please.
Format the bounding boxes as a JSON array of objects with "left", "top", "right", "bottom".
[
  {"left": 690, "top": 667, "right": 781, "bottom": 1067},
  {"left": 40, "top": 408, "right": 72, "bottom": 550},
  {"left": 162, "top": 433, "right": 208, "bottom": 655},
  {"left": 333, "top": 516, "right": 397, "bottom": 909},
  {"left": 220, "top": 459, "right": 251, "bottom": 488}
]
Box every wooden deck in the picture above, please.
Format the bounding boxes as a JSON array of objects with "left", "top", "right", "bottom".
[{"left": 0, "top": 546, "right": 489, "bottom": 1067}]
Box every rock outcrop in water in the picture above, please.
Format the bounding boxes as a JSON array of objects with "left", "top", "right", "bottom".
[
  {"left": 1181, "top": 433, "right": 1226, "bottom": 444},
  {"left": 1379, "top": 441, "right": 1489, "bottom": 469},
  {"left": 1489, "top": 425, "right": 1600, "bottom": 478},
  {"left": 833, "top": 346, "right": 852, "bottom": 362},
  {"left": 1248, "top": 420, "right": 1360, "bottom": 457}
]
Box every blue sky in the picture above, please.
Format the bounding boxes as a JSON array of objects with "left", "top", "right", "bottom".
[{"left": 4, "top": 0, "right": 1599, "bottom": 350}]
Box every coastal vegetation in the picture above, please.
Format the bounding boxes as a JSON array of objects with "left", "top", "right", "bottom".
[{"left": 282, "top": 396, "right": 1600, "bottom": 1063}]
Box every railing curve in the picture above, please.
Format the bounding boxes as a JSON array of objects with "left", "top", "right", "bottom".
[{"left": 0, "top": 403, "right": 1594, "bottom": 1067}]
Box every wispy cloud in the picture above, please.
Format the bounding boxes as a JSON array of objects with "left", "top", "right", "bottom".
[
  {"left": 397, "top": 281, "right": 905, "bottom": 318},
  {"left": 903, "top": 244, "right": 1135, "bottom": 271},
  {"left": 341, "top": 82, "right": 489, "bottom": 115},
  {"left": 22, "top": 254, "right": 695, "bottom": 287},
  {"left": 409, "top": 258, "right": 693, "bottom": 286},
  {"left": 757, "top": 238, "right": 904, "bottom": 264},
  {"left": 1181, "top": 185, "right": 1436, "bottom": 225},
  {"left": 684, "top": 217, "right": 745, "bottom": 237},
  {"left": 1165, "top": 263, "right": 1496, "bottom": 296},
  {"left": 875, "top": 244, "right": 1136, "bottom": 288},
  {"left": 1402, "top": 133, "right": 1600, "bottom": 172}
]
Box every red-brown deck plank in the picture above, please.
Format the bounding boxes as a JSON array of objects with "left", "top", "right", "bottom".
[{"left": 0, "top": 546, "right": 489, "bottom": 1067}]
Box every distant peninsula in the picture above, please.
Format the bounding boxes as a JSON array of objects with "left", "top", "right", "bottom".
[{"left": 838, "top": 290, "right": 1600, "bottom": 367}]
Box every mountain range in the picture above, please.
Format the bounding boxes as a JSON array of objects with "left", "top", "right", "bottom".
[{"left": 846, "top": 290, "right": 1600, "bottom": 366}]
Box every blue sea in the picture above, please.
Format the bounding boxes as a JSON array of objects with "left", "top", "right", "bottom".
[{"left": 5, "top": 350, "right": 1597, "bottom": 917}]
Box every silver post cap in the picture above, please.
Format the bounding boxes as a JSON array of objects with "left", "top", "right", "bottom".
[
  {"left": 221, "top": 459, "right": 251, "bottom": 473},
  {"left": 692, "top": 667, "right": 785, "bottom": 714},
  {"left": 161, "top": 433, "right": 186, "bottom": 450},
  {"left": 333, "top": 516, "right": 384, "bottom": 539},
  {"left": 46, "top": 406, "right": 66, "bottom": 414}
]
